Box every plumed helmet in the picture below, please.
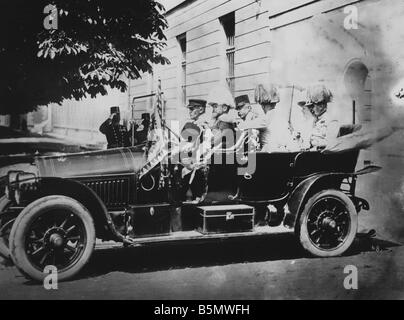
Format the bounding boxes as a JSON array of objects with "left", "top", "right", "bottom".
[
  {"left": 305, "top": 84, "right": 333, "bottom": 105},
  {"left": 254, "top": 84, "right": 280, "bottom": 104},
  {"left": 207, "top": 85, "right": 235, "bottom": 109}
]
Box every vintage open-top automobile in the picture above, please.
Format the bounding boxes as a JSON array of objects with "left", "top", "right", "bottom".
[{"left": 0, "top": 126, "right": 379, "bottom": 281}]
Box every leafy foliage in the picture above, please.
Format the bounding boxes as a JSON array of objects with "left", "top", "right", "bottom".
[{"left": 0, "top": 0, "right": 169, "bottom": 114}]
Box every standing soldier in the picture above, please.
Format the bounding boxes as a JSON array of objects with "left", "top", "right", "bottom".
[
  {"left": 132, "top": 113, "right": 151, "bottom": 146},
  {"left": 99, "top": 106, "right": 131, "bottom": 149}
]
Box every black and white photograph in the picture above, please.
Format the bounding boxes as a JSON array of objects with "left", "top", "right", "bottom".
[{"left": 1, "top": 0, "right": 404, "bottom": 302}]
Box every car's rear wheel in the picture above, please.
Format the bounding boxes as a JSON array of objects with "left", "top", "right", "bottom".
[
  {"left": 298, "top": 189, "right": 358, "bottom": 257},
  {"left": 9, "top": 196, "right": 95, "bottom": 282},
  {"left": 0, "top": 196, "right": 18, "bottom": 260}
]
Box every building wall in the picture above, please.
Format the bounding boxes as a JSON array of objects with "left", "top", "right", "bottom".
[
  {"left": 130, "top": 0, "right": 272, "bottom": 125},
  {"left": 265, "top": 0, "right": 404, "bottom": 162},
  {"left": 267, "top": 0, "right": 404, "bottom": 241},
  {"left": 49, "top": 88, "right": 128, "bottom": 144},
  {"left": 24, "top": 0, "right": 404, "bottom": 156},
  {"left": 133, "top": 0, "right": 404, "bottom": 132}
]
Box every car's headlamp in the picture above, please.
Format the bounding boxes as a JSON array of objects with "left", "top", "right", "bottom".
[
  {"left": 7, "top": 171, "right": 22, "bottom": 185},
  {"left": 5, "top": 171, "right": 21, "bottom": 201},
  {"left": 16, "top": 172, "right": 37, "bottom": 184},
  {"left": 6, "top": 171, "right": 37, "bottom": 202}
]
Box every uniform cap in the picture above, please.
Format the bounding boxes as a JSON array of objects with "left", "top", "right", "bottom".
[
  {"left": 110, "top": 106, "right": 120, "bottom": 114},
  {"left": 141, "top": 113, "right": 150, "bottom": 121},
  {"left": 235, "top": 95, "right": 250, "bottom": 109},
  {"left": 186, "top": 99, "right": 207, "bottom": 108}
]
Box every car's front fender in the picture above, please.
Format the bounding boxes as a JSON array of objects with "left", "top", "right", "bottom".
[
  {"left": 23, "top": 177, "right": 124, "bottom": 242},
  {"left": 285, "top": 173, "right": 354, "bottom": 229}
]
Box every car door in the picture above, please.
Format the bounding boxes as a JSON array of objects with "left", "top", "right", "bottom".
[
  {"left": 237, "top": 151, "right": 299, "bottom": 201},
  {"left": 203, "top": 150, "right": 238, "bottom": 204}
]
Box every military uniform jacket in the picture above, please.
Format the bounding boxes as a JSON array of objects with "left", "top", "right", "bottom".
[
  {"left": 99, "top": 119, "right": 131, "bottom": 149},
  {"left": 180, "top": 113, "right": 212, "bottom": 178},
  {"left": 210, "top": 113, "right": 237, "bottom": 148},
  {"left": 310, "top": 111, "right": 339, "bottom": 149}
]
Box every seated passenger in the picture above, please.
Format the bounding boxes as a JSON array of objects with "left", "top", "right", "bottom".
[
  {"left": 207, "top": 85, "right": 237, "bottom": 149},
  {"left": 241, "top": 84, "right": 294, "bottom": 152},
  {"left": 180, "top": 99, "right": 210, "bottom": 203},
  {"left": 185, "top": 99, "right": 210, "bottom": 129},
  {"left": 292, "top": 90, "right": 316, "bottom": 150},
  {"left": 234, "top": 94, "right": 262, "bottom": 151},
  {"left": 302, "top": 84, "right": 340, "bottom": 150}
]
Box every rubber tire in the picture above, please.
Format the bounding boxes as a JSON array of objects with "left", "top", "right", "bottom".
[
  {"left": 0, "top": 196, "right": 14, "bottom": 259},
  {"left": 298, "top": 189, "right": 358, "bottom": 257},
  {"left": 9, "top": 195, "right": 96, "bottom": 282}
]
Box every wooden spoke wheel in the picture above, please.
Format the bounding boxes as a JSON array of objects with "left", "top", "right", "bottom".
[
  {"left": 9, "top": 196, "right": 95, "bottom": 282},
  {"left": 298, "top": 190, "right": 358, "bottom": 257}
]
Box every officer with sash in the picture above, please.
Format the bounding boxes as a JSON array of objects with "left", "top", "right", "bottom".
[{"left": 180, "top": 99, "right": 210, "bottom": 203}]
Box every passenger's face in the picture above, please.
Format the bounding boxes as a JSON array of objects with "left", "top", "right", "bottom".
[
  {"left": 189, "top": 106, "right": 204, "bottom": 120},
  {"left": 301, "top": 105, "right": 314, "bottom": 118},
  {"left": 237, "top": 103, "right": 251, "bottom": 120},
  {"left": 112, "top": 114, "right": 120, "bottom": 125},
  {"left": 311, "top": 102, "right": 327, "bottom": 117},
  {"left": 211, "top": 103, "right": 227, "bottom": 118}
]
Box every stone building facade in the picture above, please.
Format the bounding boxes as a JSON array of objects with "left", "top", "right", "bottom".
[
  {"left": 23, "top": 0, "right": 404, "bottom": 156},
  {"left": 130, "top": 0, "right": 404, "bottom": 160}
]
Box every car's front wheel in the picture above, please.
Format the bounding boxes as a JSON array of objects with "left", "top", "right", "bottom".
[
  {"left": 9, "top": 196, "right": 96, "bottom": 282},
  {"left": 0, "top": 196, "right": 18, "bottom": 260},
  {"left": 298, "top": 189, "right": 358, "bottom": 257}
]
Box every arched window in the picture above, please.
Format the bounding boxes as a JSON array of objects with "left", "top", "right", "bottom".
[
  {"left": 344, "top": 60, "right": 373, "bottom": 166},
  {"left": 343, "top": 60, "right": 372, "bottom": 124}
]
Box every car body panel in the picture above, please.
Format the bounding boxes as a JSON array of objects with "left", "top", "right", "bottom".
[
  {"left": 35, "top": 146, "right": 146, "bottom": 179},
  {"left": 7, "top": 138, "right": 371, "bottom": 243}
]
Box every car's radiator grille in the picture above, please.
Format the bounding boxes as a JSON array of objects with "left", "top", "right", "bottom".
[{"left": 83, "top": 178, "right": 130, "bottom": 206}]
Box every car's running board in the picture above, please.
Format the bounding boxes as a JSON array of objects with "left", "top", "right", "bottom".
[{"left": 123, "top": 225, "right": 294, "bottom": 247}]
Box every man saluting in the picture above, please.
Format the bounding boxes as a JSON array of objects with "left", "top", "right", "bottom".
[{"left": 99, "top": 106, "right": 131, "bottom": 149}]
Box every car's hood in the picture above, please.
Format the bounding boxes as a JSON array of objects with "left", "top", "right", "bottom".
[{"left": 35, "top": 146, "right": 147, "bottom": 179}]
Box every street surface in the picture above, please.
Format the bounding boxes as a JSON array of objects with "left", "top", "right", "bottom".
[{"left": 0, "top": 232, "right": 402, "bottom": 300}]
